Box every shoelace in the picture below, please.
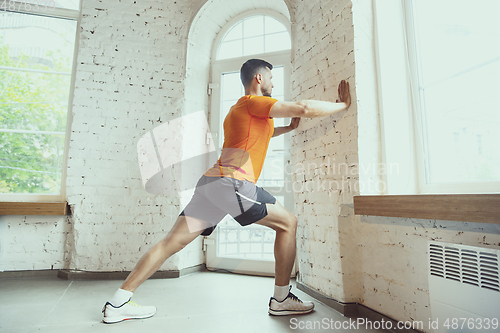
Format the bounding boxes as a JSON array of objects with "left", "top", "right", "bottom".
[
  {"left": 268, "top": 286, "right": 304, "bottom": 306},
  {"left": 127, "top": 300, "right": 142, "bottom": 307},
  {"left": 287, "top": 292, "right": 303, "bottom": 303}
]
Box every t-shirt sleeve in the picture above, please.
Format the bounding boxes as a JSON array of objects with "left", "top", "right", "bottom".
[{"left": 247, "top": 96, "right": 278, "bottom": 119}]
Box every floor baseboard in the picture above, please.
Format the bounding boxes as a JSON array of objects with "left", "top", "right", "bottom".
[
  {"left": 0, "top": 269, "right": 59, "bottom": 279},
  {"left": 0, "top": 264, "right": 206, "bottom": 280},
  {"left": 296, "top": 279, "right": 422, "bottom": 333},
  {"left": 295, "top": 279, "right": 357, "bottom": 316}
]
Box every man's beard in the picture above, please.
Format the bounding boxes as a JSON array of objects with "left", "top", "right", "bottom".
[{"left": 261, "top": 86, "right": 272, "bottom": 97}]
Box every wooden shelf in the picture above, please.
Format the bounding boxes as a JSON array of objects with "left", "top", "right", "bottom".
[
  {"left": 353, "top": 194, "right": 500, "bottom": 224},
  {"left": 0, "top": 202, "right": 69, "bottom": 216}
]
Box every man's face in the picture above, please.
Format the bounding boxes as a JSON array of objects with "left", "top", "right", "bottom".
[{"left": 260, "top": 67, "right": 274, "bottom": 97}]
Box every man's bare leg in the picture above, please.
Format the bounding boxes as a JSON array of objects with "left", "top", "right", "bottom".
[
  {"left": 256, "top": 201, "right": 297, "bottom": 286},
  {"left": 102, "top": 216, "right": 205, "bottom": 324},
  {"left": 102, "top": 215, "right": 205, "bottom": 323},
  {"left": 121, "top": 215, "right": 204, "bottom": 292},
  {"left": 256, "top": 201, "right": 314, "bottom": 315}
]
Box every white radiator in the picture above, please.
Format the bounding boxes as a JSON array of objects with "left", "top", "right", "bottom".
[{"left": 428, "top": 241, "right": 500, "bottom": 333}]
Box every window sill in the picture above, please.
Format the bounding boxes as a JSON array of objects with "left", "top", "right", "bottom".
[
  {"left": 0, "top": 202, "right": 70, "bottom": 216},
  {"left": 353, "top": 194, "right": 500, "bottom": 224}
]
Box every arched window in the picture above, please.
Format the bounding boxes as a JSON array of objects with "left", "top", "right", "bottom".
[
  {"left": 216, "top": 14, "right": 291, "bottom": 60},
  {"left": 210, "top": 12, "right": 292, "bottom": 165},
  {"left": 205, "top": 11, "right": 294, "bottom": 274}
]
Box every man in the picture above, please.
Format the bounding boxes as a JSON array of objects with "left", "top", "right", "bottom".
[{"left": 102, "top": 59, "right": 351, "bottom": 323}]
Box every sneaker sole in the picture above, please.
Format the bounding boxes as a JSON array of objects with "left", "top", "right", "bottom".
[
  {"left": 268, "top": 307, "right": 314, "bottom": 316},
  {"left": 103, "top": 312, "right": 156, "bottom": 324}
]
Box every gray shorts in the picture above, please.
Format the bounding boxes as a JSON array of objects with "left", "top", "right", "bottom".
[{"left": 179, "top": 175, "right": 276, "bottom": 236}]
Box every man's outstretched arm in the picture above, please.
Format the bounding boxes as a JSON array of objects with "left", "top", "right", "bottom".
[
  {"left": 270, "top": 80, "right": 351, "bottom": 119},
  {"left": 272, "top": 117, "right": 300, "bottom": 137}
]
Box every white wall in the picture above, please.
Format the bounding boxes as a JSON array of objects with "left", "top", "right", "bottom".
[
  {"left": 289, "top": 0, "right": 357, "bottom": 301},
  {"left": 1, "top": 1, "right": 499, "bottom": 331},
  {"left": 0, "top": 215, "right": 71, "bottom": 271},
  {"left": 355, "top": 215, "right": 500, "bottom": 326},
  {"left": 65, "top": 0, "right": 210, "bottom": 271}
]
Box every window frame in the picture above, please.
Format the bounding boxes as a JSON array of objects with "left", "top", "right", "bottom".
[
  {"left": 0, "top": 1, "right": 81, "bottom": 204},
  {"left": 354, "top": 0, "right": 500, "bottom": 224},
  {"left": 210, "top": 9, "right": 292, "bottom": 63},
  {"left": 373, "top": 0, "right": 500, "bottom": 195},
  {"left": 209, "top": 8, "right": 293, "bottom": 206},
  {"left": 205, "top": 10, "right": 296, "bottom": 275},
  {"left": 403, "top": 0, "right": 500, "bottom": 195}
]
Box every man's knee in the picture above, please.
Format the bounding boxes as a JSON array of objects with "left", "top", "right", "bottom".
[
  {"left": 278, "top": 213, "right": 297, "bottom": 234},
  {"left": 160, "top": 237, "right": 188, "bottom": 254},
  {"left": 288, "top": 214, "right": 298, "bottom": 232},
  {"left": 160, "top": 230, "right": 198, "bottom": 254}
]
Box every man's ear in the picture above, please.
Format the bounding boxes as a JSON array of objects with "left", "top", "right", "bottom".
[{"left": 255, "top": 73, "right": 262, "bottom": 84}]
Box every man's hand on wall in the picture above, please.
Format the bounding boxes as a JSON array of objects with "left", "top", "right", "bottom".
[
  {"left": 336, "top": 80, "right": 351, "bottom": 108},
  {"left": 289, "top": 117, "right": 300, "bottom": 130}
]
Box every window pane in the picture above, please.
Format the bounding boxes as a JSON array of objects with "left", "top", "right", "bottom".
[
  {"left": 0, "top": 1, "right": 79, "bottom": 11},
  {"left": 413, "top": 0, "right": 500, "bottom": 184},
  {"left": 53, "top": 0, "right": 80, "bottom": 10},
  {"left": 270, "top": 66, "right": 284, "bottom": 97},
  {"left": 265, "top": 32, "right": 291, "bottom": 53},
  {"left": 243, "top": 15, "right": 264, "bottom": 38},
  {"left": 218, "top": 40, "right": 243, "bottom": 60},
  {"left": 217, "top": 216, "right": 275, "bottom": 260},
  {"left": 221, "top": 71, "right": 242, "bottom": 101},
  {"left": 414, "top": 0, "right": 499, "bottom": 87},
  {"left": 222, "top": 21, "right": 242, "bottom": 42},
  {"left": 221, "top": 100, "right": 236, "bottom": 120},
  {"left": 265, "top": 16, "right": 287, "bottom": 34},
  {"left": 216, "top": 15, "right": 290, "bottom": 60},
  {"left": 260, "top": 149, "right": 285, "bottom": 187},
  {"left": 0, "top": 70, "right": 70, "bottom": 132},
  {"left": 0, "top": 12, "right": 76, "bottom": 70},
  {"left": 0, "top": 132, "right": 64, "bottom": 194},
  {"left": 0, "top": 11, "right": 76, "bottom": 194},
  {"left": 243, "top": 36, "right": 264, "bottom": 56}
]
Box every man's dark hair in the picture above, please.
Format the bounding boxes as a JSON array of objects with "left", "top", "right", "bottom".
[{"left": 240, "top": 59, "right": 273, "bottom": 88}]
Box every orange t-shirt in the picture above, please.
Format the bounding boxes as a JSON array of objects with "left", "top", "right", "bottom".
[{"left": 204, "top": 95, "right": 278, "bottom": 183}]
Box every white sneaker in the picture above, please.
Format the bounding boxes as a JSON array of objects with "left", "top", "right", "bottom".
[
  {"left": 268, "top": 286, "right": 314, "bottom": 316},
  {"left": 102, "top": 299, "right": 157, "bottom": 324}
]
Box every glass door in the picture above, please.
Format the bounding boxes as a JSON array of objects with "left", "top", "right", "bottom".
[{"left": 205, "top": 53, "right": 294, "bottom": 276}]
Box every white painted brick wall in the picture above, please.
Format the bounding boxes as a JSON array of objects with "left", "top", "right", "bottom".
[
  {"left": 289, "top": 0, "right": 356, "bottom": 302},
  {"left": 354, "top": 215, "right": 500, "bottom": 330},
  {"left": 66, "top": 0, "right": 209, "bottom": 271},
  {"left": 0, "top": 216, "right": 71, "bottom": 271}
]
